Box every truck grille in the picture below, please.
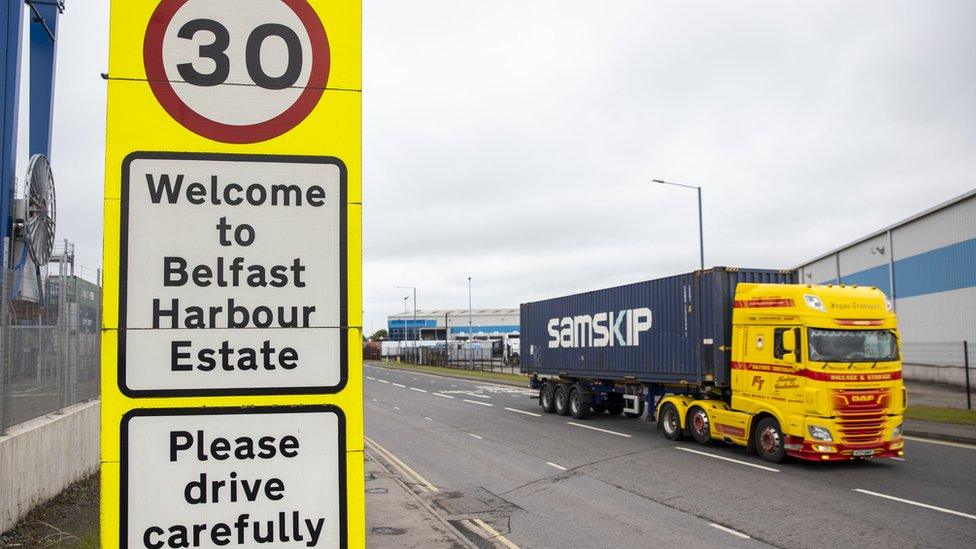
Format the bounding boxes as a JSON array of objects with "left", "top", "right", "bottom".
[{"left": 836, "top": 413, "right": 886, "bottom": 444}]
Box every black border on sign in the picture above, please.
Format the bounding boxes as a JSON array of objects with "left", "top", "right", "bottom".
[
  {"left": 118, "top": 151, "right": 349, "bottom": 397},
  {"left": 119, "top": 405, "right": 348, "bottom": 549}
]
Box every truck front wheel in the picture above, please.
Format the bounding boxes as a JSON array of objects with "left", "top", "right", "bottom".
[
  {"left": 554, "top": 385, "right": 571, "bottom": 416},
  {"left": 569, "top": 386, "right": 592, "bottom": 419},
  {"left": 540, "top": 383, "right": 556, "bottom": 413},
  {"left": 658, "top": 403, "right": 683, "bottom": 441},
  {"left": 688, "top": 406, "right": 711, "bottom": 445},
  {"left": 754, "top": 417, "right": 787, "bottom": 463}
]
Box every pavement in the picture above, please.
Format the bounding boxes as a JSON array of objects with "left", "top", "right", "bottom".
[{"left": 364, "top": 361, "right": 976, "bottom": 549}]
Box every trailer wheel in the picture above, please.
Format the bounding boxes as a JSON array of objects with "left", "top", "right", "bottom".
[
  {"left": 540, "top": 383, "right": 556, "bottom": 414},
  {"left": 658, "top": 403, "right": 683, "bottom": 441},
  {"left": 688, "top": 406, "right": 711, "bottom": 445},
  {"left": 569, "top": 386, "right": 592, "bottom": 419},
  {"left": 754, "top": 417, "right": 787, "bottom": 463},
  {"left": 554, "top": 385, "right": 571, "bottom": 416}
]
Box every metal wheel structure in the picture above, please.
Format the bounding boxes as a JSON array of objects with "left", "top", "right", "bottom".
[{"left": 23, "top": 154, "right": 56, "bottom": 266}]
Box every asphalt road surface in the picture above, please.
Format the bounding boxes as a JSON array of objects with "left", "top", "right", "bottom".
[{"left": 364, "top": 362, "right": 976, "bottom": 549}]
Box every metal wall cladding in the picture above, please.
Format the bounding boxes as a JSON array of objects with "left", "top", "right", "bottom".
[{"left": 520, "top": 268, "right": 796, "bottom": 386}]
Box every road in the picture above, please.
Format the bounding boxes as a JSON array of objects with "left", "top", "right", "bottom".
[{"left": 364, "top": 362, "right": 976, "bottom": 548}]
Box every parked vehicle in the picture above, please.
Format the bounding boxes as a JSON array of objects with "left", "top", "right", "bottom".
[{"left": 520, "top": 267, "right": 905, "bottom": 462}]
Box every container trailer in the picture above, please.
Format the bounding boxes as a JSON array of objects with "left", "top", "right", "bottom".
[{"left": 519, "top": 267, "right": 905, "bottom": 462}]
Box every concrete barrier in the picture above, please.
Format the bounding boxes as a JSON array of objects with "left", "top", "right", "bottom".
[
  {"left": 0, "top": 399, "right": 99, "bottom": 533},
  {"left": 903, "top": 363, "right": 971, "bottom": 388}
]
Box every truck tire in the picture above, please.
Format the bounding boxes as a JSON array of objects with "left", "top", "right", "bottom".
[
  {"left": 569, "top": 386, "right": 592, "bottom": 419},
  {"left": 754, "top": 417, "right": 787, "bottom": 463},
  {"left": 540, "top": 383, "right": 556, "bottom": 414},
  {"left": 554, "top": 385, "right": 571, "bottom": 416},
  {"left": 688, "top": 406, "right": 711, "bottom": 445},
  {"left": 658, "top": 402, "right": 683, "bottom": 441}
]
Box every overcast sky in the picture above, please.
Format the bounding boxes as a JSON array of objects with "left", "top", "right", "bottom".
[{"left": 28, "top": 1, "right": 976, "bottom": 335}]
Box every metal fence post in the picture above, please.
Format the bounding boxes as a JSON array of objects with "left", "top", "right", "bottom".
[{"left": 965, "top": 341, "right": 971, "bottom": 411}]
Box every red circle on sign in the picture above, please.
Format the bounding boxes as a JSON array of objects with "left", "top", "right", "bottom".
[{"left": 143, "top": 0, "right": 330, "bottom": 144}]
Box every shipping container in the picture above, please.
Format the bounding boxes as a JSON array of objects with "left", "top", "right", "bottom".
[{"left": 520, "top": 267, "right": 796, "bottom": 386}]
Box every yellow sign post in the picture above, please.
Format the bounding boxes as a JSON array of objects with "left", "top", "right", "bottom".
[{"left": 100, "top": 1, "right": 362, "bottom": 547}]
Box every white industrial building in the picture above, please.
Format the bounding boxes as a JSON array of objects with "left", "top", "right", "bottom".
[
  {"left": 796, "top": 189, "right": 976, "bottom": 385},
  {"left": 387, "top": 308, "right": 519, "bottom": 341}
]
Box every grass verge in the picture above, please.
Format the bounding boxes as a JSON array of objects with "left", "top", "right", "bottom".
[
  {"left": 905, "top": 405, "right": 976, "bottom": 426},
  {"left": 368, "top": 360, "right": 529, "bottom": 385}
]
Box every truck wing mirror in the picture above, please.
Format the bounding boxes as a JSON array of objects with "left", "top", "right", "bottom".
[
  {"left": 782, "top": 330, "right": 796, "bottom": 353},
  {"left": 783, "top": 351, "right": 797, "bottom": 364}
]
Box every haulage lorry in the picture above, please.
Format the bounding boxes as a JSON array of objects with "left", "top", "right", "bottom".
[{"left": 519, "top": 267, "right": 905, "bottom": 462}]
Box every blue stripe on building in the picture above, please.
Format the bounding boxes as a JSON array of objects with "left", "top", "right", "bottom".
[
  {"left": 819, "top": 237, "right": 976, "bottom": 300},
  {"left": 450, "top": 325, "right": 520, "bottom": 334}
]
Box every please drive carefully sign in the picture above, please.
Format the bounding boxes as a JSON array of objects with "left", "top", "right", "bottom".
[{"left": 101, "top": 1, "right": 363, "bottom": 547}]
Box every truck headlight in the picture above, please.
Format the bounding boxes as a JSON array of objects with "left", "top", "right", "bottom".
[
  {"left": 803, "top": 294, "right": 827, "bottom": 312},
  {"left": 892, "top": 423, "right": 903, "bottom": 438},
  {"left": 808, "top": 425, "right": 833, "bottom": 441}
]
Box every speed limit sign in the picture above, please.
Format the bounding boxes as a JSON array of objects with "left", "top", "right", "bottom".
[{"left": 144, "top": 0, "right": 330, "bottom": 143}]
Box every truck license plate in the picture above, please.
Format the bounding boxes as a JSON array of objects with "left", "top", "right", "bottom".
[{"left": 853, "top": 449, "right": 875, "bottom": 457}]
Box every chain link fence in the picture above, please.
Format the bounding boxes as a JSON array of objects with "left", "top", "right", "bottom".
[
  {"left": 385, "top": 346, "right": 523, "bottom": 376},
  {"left": 0, "top": 263, "right": 101, "bottom": 434}
]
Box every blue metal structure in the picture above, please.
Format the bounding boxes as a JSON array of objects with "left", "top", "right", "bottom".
[{"left": 1, "top": 0, "right": 62, "bottom": 268}]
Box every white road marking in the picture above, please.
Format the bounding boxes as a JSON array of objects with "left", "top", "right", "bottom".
[
  {"left": 410, "top": 387, "right": 428, "bottom": 393},
  {"left": 710, "top": 523, "right": 751, "bottom": 539},
  {"left": 370, "top": 398, "right": 377, "bottom": 402},
  {"left": 546, "top": 461, "right": 567, "bottom": 471},
  {"left": 424, "top": 416, "right": 433, "bottom": 421},
  {"left": 676, "top": 447, "right": 779, "bottom": 473},
  {"left": 905, "top": 435, "right": 976, "bottom": 450},
  {"left": 366, "top": 376, "right": 376, "bottom": 380},
  {"left": 854, "top": 488, "right": 976, "bottom": 520},
  {"left": 463, "top": 399, "right": 494, "bottom": 407},
  {"left": 505, "top": 407, "right": 541, "bottom": 417},
  {"left": 469, "top": 433, "right": 483, "bottom": 440},
  {"left": 430, "top": 380, "right": 437, "bottom": 384},
  {"left": 433, "top": 393, "right": 455, "bottom": 399},
  {"left": 451, "top": 384, "right": 457, "bottom": 387},
  {"left": 566, "top": 422, "right": 632, "bottom": 438},
  {"left": 891, "top": 457, "right": 906, "bottom": 461},
  {"left": 394, "top": 406, "right": 400, "bottom": 411},
  {"left": 377, "top": 379, "right": 389, "bottom": 384},
  {"left": 392, "top": 383, "right": 406, "bottom": 388}
]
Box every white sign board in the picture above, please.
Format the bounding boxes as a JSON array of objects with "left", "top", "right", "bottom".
[
  {"left": 122, "top": 406, "right": 346, "bottom": 548},
  {"left": 119, "top": 152, "right": 347, "bottom": 396}
]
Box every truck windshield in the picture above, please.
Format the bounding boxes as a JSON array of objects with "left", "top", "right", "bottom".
[{"left": 808, "top": 329, "right": 899, "bottom": 362}]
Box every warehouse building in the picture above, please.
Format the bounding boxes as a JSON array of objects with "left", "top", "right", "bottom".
[
  {"left": 796, "top": 189, "right": 975, "bottom": 385},
  {"left": 387, "top": 308, "right": 519, "bottom": 341}
]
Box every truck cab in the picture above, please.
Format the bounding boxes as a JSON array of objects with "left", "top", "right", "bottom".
[{"left": 658, "top": 283, "right": 905, "bottom": 462}]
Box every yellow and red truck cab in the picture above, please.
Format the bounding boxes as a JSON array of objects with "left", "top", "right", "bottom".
[{"left": 660, "top": 283, "right": 905, "bottom": 462}]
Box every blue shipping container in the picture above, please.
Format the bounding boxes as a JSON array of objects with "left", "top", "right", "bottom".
[{"left": 519, "top": 267, "right": 796, "bottom": 386}]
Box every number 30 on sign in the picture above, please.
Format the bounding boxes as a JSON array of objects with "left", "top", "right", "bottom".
[{"left": 144, "top": 0, "right": 331, "bottom": 143}]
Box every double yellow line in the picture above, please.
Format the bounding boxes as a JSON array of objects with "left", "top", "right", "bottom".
[{"left": 364, "top": 436, "right": 519, "bottom": 549}]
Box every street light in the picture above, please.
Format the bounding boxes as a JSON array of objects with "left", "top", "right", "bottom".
[
  {"left": 396, "top": 286, "right": 417, "bottom": 361},
  {"left": 652, "top": 179, "right": 704, "bottom": 271},
  {"left": 468, "top": 277, "right": 474, "bottom": 370}
]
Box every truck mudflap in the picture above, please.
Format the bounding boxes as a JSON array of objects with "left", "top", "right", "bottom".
[{"left": 783, "top": 435, "right": 905, "bottom": 461}]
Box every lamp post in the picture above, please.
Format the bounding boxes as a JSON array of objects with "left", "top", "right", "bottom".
[
  {"left": 396, "top": 286, "right": 417, "bottom": 361},
  {"left": 468, "top": 277, "right": 473, "bottom": 370},
  {"left": 652, "top": 179, "right": 704, "bottom": 271}
]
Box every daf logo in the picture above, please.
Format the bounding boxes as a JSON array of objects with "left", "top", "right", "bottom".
[{"left": 851, "top": 395, "right": 875, "bottom": 402}]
